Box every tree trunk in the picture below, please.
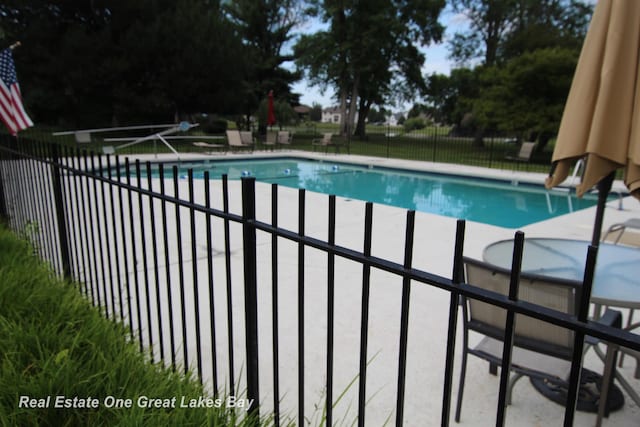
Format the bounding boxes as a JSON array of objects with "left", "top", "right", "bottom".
[
  {"left": 339, "top": 90, "right": 348, "bottom": 136},
  {"left": 346, "top": 76, "right": 359, "bottom": 137},
  {"left": 473, "top": 128, "right": 485, "bottom": 148},
  {"left": 355, "top": 98, "right": 371, "bottom": 139}
]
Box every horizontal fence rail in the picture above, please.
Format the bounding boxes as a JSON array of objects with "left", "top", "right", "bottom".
[{"left": 1, "top": 133, "right": 640, "bottom": 426}]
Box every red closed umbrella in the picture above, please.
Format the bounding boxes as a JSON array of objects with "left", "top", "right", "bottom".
[{"left": 267, "top": 90, "right": 276, "bottom": 127}]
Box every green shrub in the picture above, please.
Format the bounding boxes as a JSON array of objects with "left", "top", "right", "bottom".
[{"left": 403, "top": 117, "right": 426, "bottom": 132}]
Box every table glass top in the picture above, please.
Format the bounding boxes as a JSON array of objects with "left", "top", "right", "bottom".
[{"left": 483, "top": 238, "right": 640, "bottom": 307}]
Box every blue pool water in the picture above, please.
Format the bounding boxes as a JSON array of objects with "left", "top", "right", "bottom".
[{"left": 148, "top": 158, "right": 602, "bottom": 228}]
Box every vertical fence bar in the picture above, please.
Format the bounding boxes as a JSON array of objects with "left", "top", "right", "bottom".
[
  {"left": 0, "top": 151, "right": 7, "bottom": 220},
  {"left": 117, "top": 156, "right": 134, "bottom": 339},
  {"left": 326, "top": 194, "right": 336, "bottom": 427},
  {"left": 71, "top": 152, "right": 90, "bottom": 297},
  {"left": 395, "top": 210, "right": 415, "bottom": 427},
  {"left": 358, "top": 202, "right": 373, "bottom": 427},
  {"left": 146, "top": 162, "right": 165, "bottom": 364},
  {"left": 204, "top": 171, "right": 219, "bottom": 395},
  {"left": 241, "top": 177, "right": 260, "bottom": 422},
  {"left": 563, "top": 244, "right": 598, "bottom": 426},
  {"left": 271, "top": 183, "right": 280, "bottom": 426},
  {"left": 222, "top": 174, "right": 235, "bottom": 392},
  {"left": 496, "top": 231, "right": 525, "bottom": 426},
  {"left": 135, "top": 160, "right": 154, "bottom": 360},
  {"left": 97, "top": 155, "right": 117, "bottom": 317},
  {"left": 126, "top": 158, "right": 144, "bottom": 352},
  {"left": 159, "top": 164, "right": 177, "bottom": 370},
  {"left": 443, "top": 220, "right": 466, "bottom": 426},
  {"left": 46, "top": 142, "right": 64, "bottom": 270},
  {"left": 298, "top": 188, "right": 306, "bottom": 427},
  {"left": 91, "top": 155, "right": 109, "bottom": 319},
  {"left": 22, "top": 142, "right": 41, "bottom": 256},
  {"left": 84, "top": 151, "right": 101, "bottom": 307},
  {"left": 61, "top": 146, "right": 80, "bottom": 283},
  {"left": 107, "top": 156, "right": 125, "bottom": 324},
  {"left": 37, "top": 142, "right": 60, "bottom": 273},
  {"left": 188, "top": 169, "right": 203, "bottom": 383},
  {"left": 50, "top": 144, "right": 72, "bottom": 280},
  {"left": 31, "top": 143, "right": 53, "bottom": 275},
  {"left": 173, "top": 165, "right": 189, "bottom": 375}
]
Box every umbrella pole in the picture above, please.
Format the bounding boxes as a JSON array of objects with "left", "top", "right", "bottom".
[{"left": 591, "top": 171, "right": 615, "bottom": 246}]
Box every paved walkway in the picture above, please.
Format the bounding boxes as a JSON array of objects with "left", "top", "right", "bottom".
[{"left": 127, "top": 149, "right": 640, "bottom": 426}]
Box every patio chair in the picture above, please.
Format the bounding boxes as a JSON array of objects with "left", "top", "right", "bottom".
[
  {"left": 312, "top": 133, "right": 341, "bottom": 153},
  {"left": 263, "top": 130, "right": 278, "bottom": 150},
  {"left": 456, "top": 257, "right": 622, "bottom": 425},
  {"left": 226, "top": 130, "right": 253, "bottom": 152},
  {"left": 277, "top": 131, "right": 293, "bottom": 146},
  {"left": 602, "top": 218, "right": 640, "bottom": 246},
  {"left": 602, "top": 218, "right": 640, "bottom": 372},
  {"left": 505, "top": 141, "right": 535, "bottom": 163}
]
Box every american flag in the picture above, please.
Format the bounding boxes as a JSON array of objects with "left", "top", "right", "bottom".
[{"left": 0, "top": 48, "right": 33, "bottom": 135}]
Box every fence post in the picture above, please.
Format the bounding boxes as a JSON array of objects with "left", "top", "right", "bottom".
[
  {"left": 50, "top": 144, "right": 72, "bottom": 280},
  {"left": 241, "top": 177, "right": 260, "bottom": 422}
]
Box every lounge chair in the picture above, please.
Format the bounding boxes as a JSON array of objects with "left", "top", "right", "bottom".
[
  {"left": 505, "top": 141, "right": 535, "bottom": 163},
  {"left": 192, "top": 141, "right": 225, "bottom": 154},
  {"left": 312, "top": 133, "right": 340, "bottom": 153},
  {"left": 277, "top": 131, "right": 292, "bottom": 146},
  {"left": 456, "top": 257, "right": 622, "bottom": 425},
  {"left": 240, "top": 131, "right": 256, "bottom": 147},
  {"left": 226, "top": 130, "right": 253, "bottom": 152}
]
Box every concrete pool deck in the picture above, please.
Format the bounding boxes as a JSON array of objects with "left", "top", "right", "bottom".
[{"left": 119, "top": 149, "right": 640, "bottom": 426}]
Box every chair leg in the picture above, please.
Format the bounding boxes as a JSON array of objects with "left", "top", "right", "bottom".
[
  {"left": 618, "top": 309, "right": 634, "bottom": 367},
  {"left": 506, "top": 372, "right": 524, "bottom": 405},
  {"left": 455, "top": 349, "right": 468, "bottom": 422},
  {"left": 596, "top": 344, "right": 618, "bottom": 427},
  {"left": 489, "top": 363, "right": 498, "bottom": 375}
]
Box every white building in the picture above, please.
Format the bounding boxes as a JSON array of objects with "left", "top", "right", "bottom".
[{"left": 321, "top": 106, "right": 342, "bottom": 124}]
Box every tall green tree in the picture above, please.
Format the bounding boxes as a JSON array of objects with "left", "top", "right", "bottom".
[
  {"left": 473, "top": 47, "right": 578, "bottom": 149},
  {"left": 223, "top": 0, "right": 303, "bottom": 130},
  {"left": 439, "top": 0, "right": 593, "bottom": 147},
  {"left": 1, "top": 0, "right": 247, "bottom": 127},
  {"left": 449, "top": 0, "right": 592, "bottom": 66},
  {"left": 295, "top": 0, "right": 445, "bottom": 138}
]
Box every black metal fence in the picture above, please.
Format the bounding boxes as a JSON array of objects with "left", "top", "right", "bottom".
[
  {"left": 1, "top": 134, "right": 639, "bottom": 426},
  {"left": 41, "top": 124, "right": 552, "bottom": 174}
]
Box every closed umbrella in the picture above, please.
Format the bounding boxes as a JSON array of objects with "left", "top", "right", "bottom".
[
  {"left": 545, "top": 0, "right": 640, "bottom": 244},
  {"left": 267, "top": 90, "right": 276, "bottom": 127}
]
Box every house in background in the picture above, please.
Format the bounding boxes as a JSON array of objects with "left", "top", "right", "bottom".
[{"left": 321, "top": 106, "right": 342, "bottom": 123}]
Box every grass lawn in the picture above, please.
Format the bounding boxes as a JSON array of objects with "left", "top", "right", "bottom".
[{"left": 0, "top": 225, "right": 268, "bottom": 426}]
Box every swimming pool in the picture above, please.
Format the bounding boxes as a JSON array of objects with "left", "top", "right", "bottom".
[{"left": 143, "top": 157, "right": 602, "bottom": 228}]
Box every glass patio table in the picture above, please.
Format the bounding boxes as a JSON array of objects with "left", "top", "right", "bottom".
[
  {"left": 483, "top": 238, "right": 640, "bottom": 309},
  {"left": 482, "top": 237, "right": 640, "bottom": 411}
]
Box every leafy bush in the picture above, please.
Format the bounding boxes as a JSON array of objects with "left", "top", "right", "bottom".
[{"left": 403, "top": 117, "right": 427, "bottom": 132}]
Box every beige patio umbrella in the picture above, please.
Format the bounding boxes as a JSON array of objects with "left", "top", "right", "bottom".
[{"left": 545, "top": 0, "right": 640, "bottom": 203}]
